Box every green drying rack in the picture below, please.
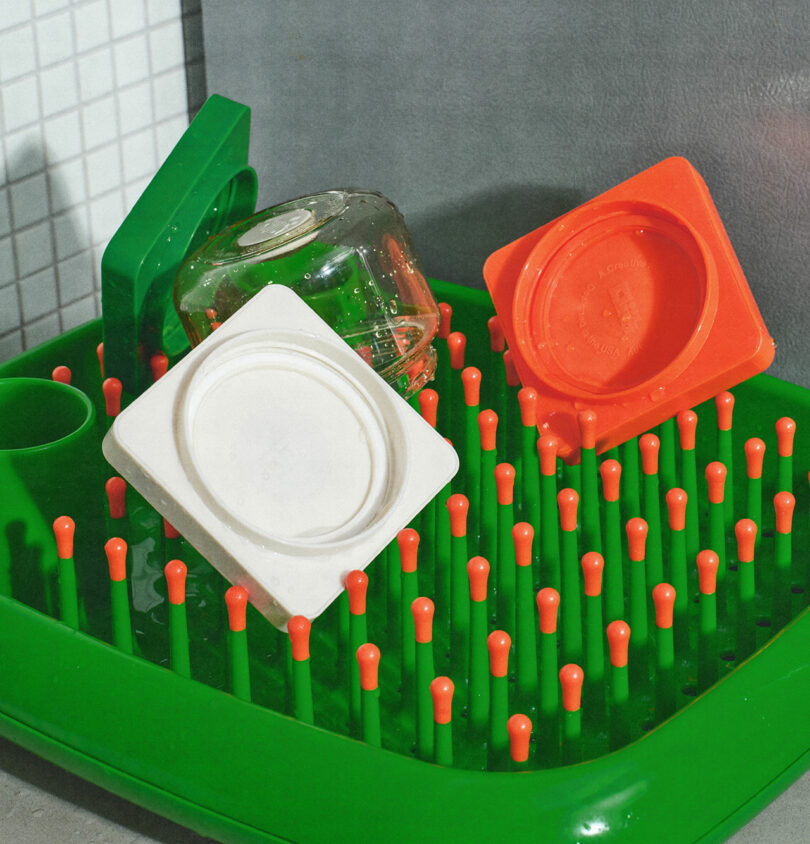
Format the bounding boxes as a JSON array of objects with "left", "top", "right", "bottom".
[{"left": 0, "top": 95, "right": 809, "bottom": 843}]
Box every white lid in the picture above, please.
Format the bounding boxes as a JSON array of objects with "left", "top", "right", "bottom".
[{"left": 103, "top": 285, "right": 457, "bottom": 629}]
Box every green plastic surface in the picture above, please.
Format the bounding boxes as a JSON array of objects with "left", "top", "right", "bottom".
[{"left": 101, "top": 95, "right": 257, "bottom": 394}]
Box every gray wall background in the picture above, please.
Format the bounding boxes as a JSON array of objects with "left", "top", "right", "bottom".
[{"left": 201, "top": 0, "right": 810, "bottom": 388}]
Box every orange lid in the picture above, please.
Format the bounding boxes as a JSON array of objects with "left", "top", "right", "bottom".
[{"left": 484, "top": 157, "right": 774, "bottom": 459}]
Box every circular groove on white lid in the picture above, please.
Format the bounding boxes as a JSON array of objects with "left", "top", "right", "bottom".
[{"left": 176, "top": 330, "right": 398, "bottom": 552}]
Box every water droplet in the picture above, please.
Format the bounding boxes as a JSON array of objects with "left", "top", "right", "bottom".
[{"left": 649, "top": 387, "right": 666, "bottom": 402}]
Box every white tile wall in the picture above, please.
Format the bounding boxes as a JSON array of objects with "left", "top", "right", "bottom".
[{"left": 0, "top": 0, "right": 189, "bottom": 363}]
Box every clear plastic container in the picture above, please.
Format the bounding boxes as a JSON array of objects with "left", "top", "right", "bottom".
[{"left": 173, "top": 190, "right": 439, "bottom": 397}]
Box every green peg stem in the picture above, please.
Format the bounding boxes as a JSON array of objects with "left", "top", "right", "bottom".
[
  {"left": 450, "top": 531, "right": 470, "bottom": 674},
  {"left": 515, "top": 561, "right": 538, "bottom": 701},
  {"left": 540, "top": 472, "right": 561, "bottom": 591},
  {"left": 642, "top": 470, "right": 664, "bottom": 588},
  {"left": 464, "top": 402, "right": 481, "bottom": 539},
  {"left": 580, "top": 447, "right": 602, "bottom": 554},
  {"left": 480, "top": 447, "right": 498, "bottom": 584},
  {"left": 600, "top": 459, "right": 625, "bottom": 625},
  {"left": 228, "top": 628, "right": 251, "bottom": 702},
  {"left": 609, "top": 663, "right": 630, "bottom": 750},
  {"left": 168, "top": 601, "right": 190, "bottom": 679},
  {"left": 563, "top": 459, "right": 581, "bottom": 496},
  {"left": 718, "top": 428, "right": 735, "bottom": 527},
  {"left": 621, "top": 436, "right": 641, "bottom": 518},
  {"left": 57, "top": 554, "right": 79, "bottom": 630},
  {"left": 349, "top": 608, "right": 367, "bottom": 731},
  {"left": 497, "top": 495, "right": 516, "bottom": 634},
  {"left": 659, "top": 416, "right": 678, "bottom": 492},
  {"left": 435, "top": 483, "right": 453, "bottom": 643},
  {"left": 434, "top": 720, "right": 453, "bottom": 766},
  {"left": 709, "top": 500, "right": 726, "bottom": 585},
  {"left": 291, "top": 656, "right": 314, "bottom": 725},
  {"left": 415, "top": 638, "right": 435, "bottom": 761},
  {"left": 562, "top": 708, "right": 582, "bottom": 765},
  {"left": 361, "top": 687, "right": 381, "bottom": 748},
  {"left": 655, "top": 625, "right": 675, "bottom": 722},
  {"left": 520, "top": 425, "right": 541, "bottom": 547},
  {"left": 681, "top": 448, "right": 700, "bottom": 563},
  {"left": 469, "top": 596, "right": 489, "bottom": 734},
  {"left": 560, "top": 524, "right": 582, "bottom": 665},
  {"left": 468, "top": 557, "right": 490, "bottom": 735},
  {"left": 488, "top": 672, "right": 509, "bottom": 770},
  {"left": 699, "top": 591, "right": 718, "bottom": 691},
  {"left": 110, "top": 578, "right": 133, "bottom": 654},
  {"left": 778, "top": 454, "right": 793, "bottom": 495}
]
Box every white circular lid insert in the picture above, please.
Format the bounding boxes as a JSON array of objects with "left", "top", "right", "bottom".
[{"left": 177, "top": 330, "right": 394, "bottom": 551}]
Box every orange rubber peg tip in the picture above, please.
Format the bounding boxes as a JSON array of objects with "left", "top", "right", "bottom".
[
  {"left": 397, "top": 528, "right": 419, "bottom": 573},
  {"left": 478, "top": 409, "right": 498, "bottom": 451},
  {"left": 696, "top": 550, "right": 719, "bottom": 595},
  {"left": 626, "top": 517, "right": 648, "bottom": 562},
  {"left": 776, "top": 417, "right": 796, "bottom": 457},
  {"left": 447, "top": 331, "right": 466, "bottom": 370},
  {"left": 164, "top": 560, "right": 187, "bottom": 605},
  {"left": 639, "top": 433, "right": 660, "bottom": 475},
  {"left": 652, "top": 583, "right": 676, "bottom": 629},
  {"left": 438, "top": 303, "right": 452, "bottom": 339},
  {"left": 677, "top": 409, "right": 697, "bottom": 450},
  {"left": 104, "top": 537, "right": 127, "bottom": 581},
  {"left": 503, "top": 349, "right": 520, "bottom": 387},
  {"left": 665, "top": 488, "right": 687, "bottom": 531},
  {"left": 705, "top": 461, "right": 727, "bottom": 504},
  {"left": 288, "top": 615, "right": 311, "bottom": 661},
  {"left": 446, "top": 493, "right": 469, "bottom": 537},
  {"left": 52, "top": 516, "right": 75, "bottom": 559},
  {"left": 356, "top": 643, "right": 380, "bottom": 691},
  {"left": 715, "top": 391, "right": 735, "bottom": 431},
  {"left": 487, "top": 630, "right": 511, "bottom": 677},
  {"left": 735, "top": 519, "right": 757, "bottom": 563},
  {"left": 345, "top": 570, "right": 369, "bottom": 615},
  {"left": 487, "top": 315, "right": 505, "bottom": 352},
  {"left": 507, "top": 714, "right": 532, "bottom": 762},
  {"left": 461, "top": 367, "right": 481, "bottom": 407},
  {"left": 557, "top": 488, "right": 579, "bottom": 532},
  {"left": 495, "top": 463, "right": 516, "bottom": 505},
  {"left": 51, "top": 365, "right": 71, "bottom": 384},
  {"left": 559, "top": 664, "right": 584, "bottom": 712},
  {"left": 537, "top": 433, "right": 559, "bottom": 476},
  {"left": 536, "top": 587, "right": 560, "bottom": 634},
  {"left": 204, "top": 307, "right": 217, "bottom": 320},
  {"left": 745, "top": 438, "right": 766, "bottom": 479},
  {"left": 512, "top": 522, "right": 534, "bottom": 567},
  {"left": 418, "top": 388, "right": 438, "bottom": 427},
  {"left": 224, "top": 585, "right": 248, "bottom": 632},
  {"left": 105, "top": 476, "right": 127, "bottom": 519},
  {"left": 577, "top": 409, "right": 597, "bottom": 450},
  {"left": 606, "top": 620, "right": 631, "bottom": 667},
  {"left": 163, "top": 518, "right": 180, "bottom": 539},
  {"left": 96, "top": 342, "right": 104, "bottom": 377},
  {"left": 599, "top": 459, "right": 621, "bottom": 502},
  {"left": 517, "top": 387, "right": 537, "bottom": 427},
  {"left": 581, "top": 551, "right": 604, "bottom": 597},
  {"left": 467, "top": 556, "right": 490, "bottom": 602},
  {"left": 430, "top": 676, "right": 454, "bottom": 724},
  {"left": 411, "top": 597, "right": 435, "bottom": 644},
  {"left": 150, "top": 351, "right": 169, "bottom": 382},
  {"left": 210, "top": 321, "right": 222, "bottom": 330},
  {"left": 102, "top": 377, "right": 122, "bottom": 417},
  {"left": 774, "top": 492, "right": 796, "bottom": 535}
]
